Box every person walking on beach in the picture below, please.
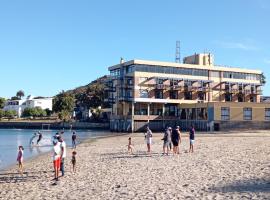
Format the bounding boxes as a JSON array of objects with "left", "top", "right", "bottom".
[
  {"left": 127, "top": 137, "right": 134, "bottom": 154},
  {"left": 72, "top": 131, "right": 77, "bottom": 149},
  {"left": 71, "top": 151, "right": 77, "bottom": 174},
  {"left": 17, "top": 146, "right": 24, "bottom": 175},
  {"left": 58, "top": 137, "right": 67, "bottom": 177},
  {"left": 162, "top": 127, "right": 171, "bottom": 155},
  {"left": 53, "top": 140, "right": 61, "bottom": 181},
  {"left": 144, "top": 126, "right": 153, "bottom": 154},
  {"left": 36, "top": 131, "right": 43, "bottom": 145},
  {"left": 189, "top": 125, "right": 195, "bottom": 153}
]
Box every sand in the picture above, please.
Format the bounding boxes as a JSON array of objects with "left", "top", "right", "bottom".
[{"left": 0, "top": 131, "right": 270, "bottom": 200}]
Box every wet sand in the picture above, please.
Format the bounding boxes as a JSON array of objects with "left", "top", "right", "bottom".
[{"left": 0, "top": 131, "right": 270, "bottom": 200}]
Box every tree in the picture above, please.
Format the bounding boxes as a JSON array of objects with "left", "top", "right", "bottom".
[
  {"left": 76, "top": 82, "right": 107, "bottom": 109},
  {"left": 22, "top": 107, "right": 47, "bottom": 118},
  {"left": 0, "top": 98, "right": 6, "bottom": 109},
  {"left": 58, "top": 110, "right": 71, "bottom": 122},
  {"left": 261, "top": 73, "right": 266, "bottom": 85},
  {"left": 16, "top": 90, "right": 25, "bottom": 100},
  {"left": 0, "top": 109, "right": 5, "bottom": 118},
  {"left": 53, "top": 91, "right": 75, "bottom": 119},
  {"left": 4, "top": 110, "right": 17, "bottom": 118}
]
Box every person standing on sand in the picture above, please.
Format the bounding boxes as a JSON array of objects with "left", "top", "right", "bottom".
[
  {"left": 144, "top": 126, "right": 153, "bottom": 154},
  {"left": 189, "top": 125, "right": 195, "bottom": 153},
  {"left": 58, "top": 137, "right": 67, "bottom": 177},
  {"left": 171, "top": 127, "right": 180, "bottom": 155},
  {"left": 176, "top": 126, "right": 182, "bottom": 154},
  {"left": 53, "top": 140, "right": 61, "bottom": 181},
  {"left": 71, "top": 151, "right": 77, "bottom": 174},
  {"left": 162, "top": 127, "right": 171, "bottom": 155},
  {"left": 127, "top": 137, "right": 134, "bottom": 154},
  {"left": 17, "top": 146, "right": 24, "bottom": 175},
  {"left": 72, "top": 131, "right": 77, "bottom": 149}
]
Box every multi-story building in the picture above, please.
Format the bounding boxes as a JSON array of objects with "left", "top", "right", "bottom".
[{"left": 107, "top": 53, "right": 270, "bottom": 132}]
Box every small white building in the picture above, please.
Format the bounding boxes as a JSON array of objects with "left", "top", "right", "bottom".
[{"left": 3, "top": 95, "right": 53, "bottom": 117}]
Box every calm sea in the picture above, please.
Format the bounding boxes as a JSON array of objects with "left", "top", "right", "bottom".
[{"left": 0, "top": 129, "right": 111, "bottom": 170}]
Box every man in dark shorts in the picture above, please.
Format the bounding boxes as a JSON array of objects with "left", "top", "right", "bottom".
[{"left": 171, "top": 127, "right": 180, "bottom": 154}]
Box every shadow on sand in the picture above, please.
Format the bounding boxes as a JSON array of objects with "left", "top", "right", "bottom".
[
  {"left": 0, "top": 171, "right": 54, "bottom": 183},
  {"left": 211, "top": 178, "right": 270, "bottom": 193}
]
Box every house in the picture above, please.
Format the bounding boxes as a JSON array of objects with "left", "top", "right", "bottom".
[{"left": 3, "top": 95, "right": 53, "bottom": 117}]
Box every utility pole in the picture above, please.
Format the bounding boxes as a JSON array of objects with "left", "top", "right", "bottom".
[{"left": 175, "top": 41, "right": 181, "bottom": 63}]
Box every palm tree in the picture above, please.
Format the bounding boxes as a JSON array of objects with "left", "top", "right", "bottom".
[{"left": 16, "top": 90, "right": 25, "bottom": 100}]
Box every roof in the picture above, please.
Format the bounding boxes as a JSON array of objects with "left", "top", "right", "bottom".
[{"left": 108, "top": 59, "right": 262, "bottom": 74}]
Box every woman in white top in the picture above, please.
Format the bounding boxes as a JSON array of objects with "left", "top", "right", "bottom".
[{"left": 144, "top": 126, "right": 153, "bottom": 154}]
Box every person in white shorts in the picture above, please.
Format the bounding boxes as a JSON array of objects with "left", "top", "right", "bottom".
[{"left": 144, "top": 126, "right": 153, "bottom": 154}]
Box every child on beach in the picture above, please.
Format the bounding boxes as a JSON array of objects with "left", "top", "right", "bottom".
[
  {"left": 17, "top": 146, "right": 24, "bottom": 175},
  {"left": 71, "top": 151, "right": 77, "bottom": 174},
  {"left": 127, "top": 137, "right": 134, "bottom": 154}
]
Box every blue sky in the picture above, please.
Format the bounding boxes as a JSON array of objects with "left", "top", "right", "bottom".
[{"left": 0, "top": 0, "right": 269, "bottom": 98}]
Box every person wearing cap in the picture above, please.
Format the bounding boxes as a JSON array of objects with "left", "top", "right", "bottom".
[
  {"left": 58, "top": 136, "right": 67, "bottom": 176},
  {"left": 52, "top": 139, "right": 61, "bottom": 181}
]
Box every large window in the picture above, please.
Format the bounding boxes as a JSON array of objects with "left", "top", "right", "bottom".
[
  {"left": 223, "top": 71, "right": 260, "bottom": 81},
  {"left": 243, "top": 108, "right": 252, "bottom": 120},
  {"left": 132, "top": 64, "right": 208, "bottom": 77},
  {"left": 265, "top": 108, "right": 270, "bottom": 120},
  {"left": 221, "top": 107, "right": 230, "bottom": 120}
]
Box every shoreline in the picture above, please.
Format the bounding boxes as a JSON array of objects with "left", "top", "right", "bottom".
[{"left": 0, "top": 132, "right": 128, "bottom": 172}]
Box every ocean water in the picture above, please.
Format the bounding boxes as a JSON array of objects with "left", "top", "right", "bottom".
[{"left": 0, "top": 129, "right": 111, "bottom": 170}]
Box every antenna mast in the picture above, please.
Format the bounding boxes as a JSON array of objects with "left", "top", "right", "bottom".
[{"left": 175, "top": 41, "right": 181, "bottom": 63}]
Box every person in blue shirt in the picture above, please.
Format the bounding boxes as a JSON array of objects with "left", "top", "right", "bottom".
[{"left": 189, "top": 125, "right": 195, "bottom": 153}]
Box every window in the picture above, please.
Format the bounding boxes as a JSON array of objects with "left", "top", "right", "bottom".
[
  {"left": 126, "top": 90, "right": 133, "bottom": 98},
  {"left": 169, "top": 91, "right": 178, "bottom": 99},
  {"left": 210, "top": 71, "right": 219, "bottom": 77},
  {"left": 265, "top": 108, "right": 270, "bottom": 120},
  {"left": 243, "top": 108, "right": 252, "bottom": 120},
  {"left": 184, "top": 91, "right": 192, "bottom": 100},
  {"left": 155, "top": 90, "right": 163, "bottom": 99},
  {"left": 221, "top": 107, "right": 230, "bottom": 120},
  {"left": 126, "top": 78, "right": 133, "bottom": 85},
  {"left": 139, "top": 90, "right": 148, "bottom": 98}
]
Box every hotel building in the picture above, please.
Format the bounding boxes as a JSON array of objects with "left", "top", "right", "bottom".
[{"left": 107, "top": 54, "right": 270, "bottom": 132}]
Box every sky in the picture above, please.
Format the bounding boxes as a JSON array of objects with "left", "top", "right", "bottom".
[{"left": 0, "top": 0, "right": 270, "bottom": 98}]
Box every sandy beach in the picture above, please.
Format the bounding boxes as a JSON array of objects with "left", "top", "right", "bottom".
[{"left": 0, "top": 131, "right": 270, "bottom": 200}]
